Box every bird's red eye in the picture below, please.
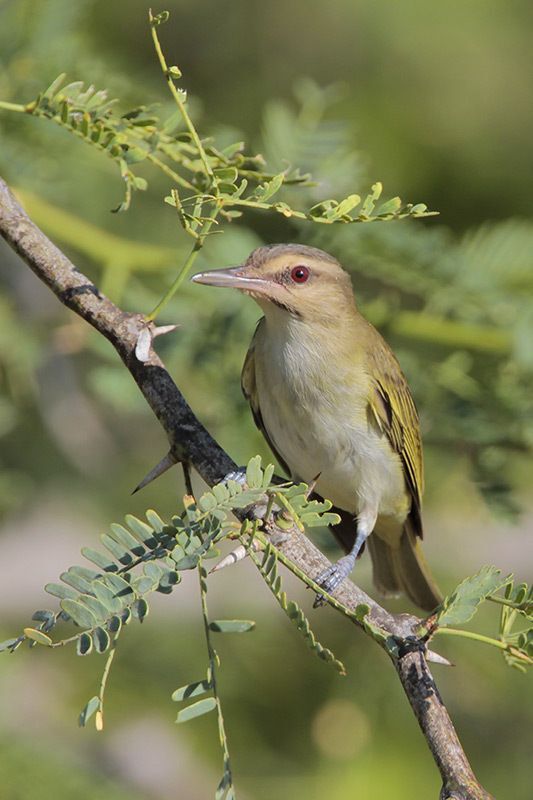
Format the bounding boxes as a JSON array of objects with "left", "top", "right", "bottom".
[{"left": 290, "top": 265, "right": 310, "bottom": 284}]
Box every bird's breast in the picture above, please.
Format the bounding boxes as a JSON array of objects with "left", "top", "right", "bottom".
[{"left": 254, "top": 327, "right": 407, "bottom": 519}]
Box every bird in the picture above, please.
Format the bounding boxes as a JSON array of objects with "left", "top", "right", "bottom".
[{"left": 191, "top": 243, "right": 442, "bottom": 611}]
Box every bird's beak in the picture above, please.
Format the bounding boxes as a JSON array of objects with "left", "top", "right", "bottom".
[{"left": 190, "top": 266, "right": 271, "bottom": 294}]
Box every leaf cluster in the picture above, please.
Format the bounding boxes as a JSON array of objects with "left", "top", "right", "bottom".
[
  {"left": 425, "top": 566, "right": 533, "bottom": 672},
  {"left": 9, "top": 11, "right": 436, "bottom": 233},
  {"left": 0, "top": 455, "right": 346, "bottom": 797},
  {"left": 250, "top": 538, "right": 346, "bottom": 674}
]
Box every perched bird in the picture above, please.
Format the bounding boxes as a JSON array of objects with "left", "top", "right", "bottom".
[{"left": 191, "top": 244, "right": 441, "bottom": 611}]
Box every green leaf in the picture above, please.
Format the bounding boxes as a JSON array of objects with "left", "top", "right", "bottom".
[
  {"left": 199, "top": 492, "right": 218, "bottom": 512},
  {"left": 176, "top": 697, "right": 217, "bottom": 724},
  {"left": 262, "top": 463, "right": 275, "bottom": 489},
  {"left": 144, "top": 562, "right": 163, "bottom": 582},
  {"left": 125, "top": 514, "right": 159, "bottom": 549},
  {"left": 334, "top": 193, "right": 361, "bottom": 218},
  {"left": 43, "top": 73, "right": 66, "bottom": 99},
  {"left": 100, "top": 533, "right": 132, "bottom": 565},
  {"left": 209, "top": 620, "right": 255, "bottom": 633},
  {"left": 75, "top": 565, "right": 101, "bottom": 580},
  {"left": 172, "top": 679, "right": 211, "bottom": 702},
  {"left": 376, "top": 196, "right": 402, "bottom": 216},
  {"left": 212, "top": 483, "right": 229, "bottom": 503},
  {"left": 92, "top": 580, "right": 122, "bottom": 613},
  {"left": 121, "top": 608, "right": 132, "bottom": 625},
  {"left": 79, "top": 696, "right": 100, "bottom": 727},
  {"left": 133, "top": 176, "right": 148, "bottom": 191},
  {"left": 60, "top": 599, "right": 97, "bottom": 629},
  {"left": 78, "top": 595, "right": 110, "bottom": 622},
  {"left": 145, "top": 509, "right": 165, "bottom": 533},
  {"left": 301, "top": 510, "right": 341, "bottom": 528},
  {"left": 92, "top": 627, "right": 110, "bottom": 653},
  {"left": 45, "top": 582, "right": 79, "bottom": 601},
  {"left": 254, "top": 172, "right": 284, "bottom": 202},
  {"left": 23, "top": 628, "right": 52, "bottom": 646},
  {"left": 360, "top": 181, "right": 382, "bottom": 217},
  {"left": 31, "top": 609, "right": 55, "bottom": 627},
  {"left": 77, "top": 632, "right": 93, "bottom": 656},
  {"left": 436, "top": 566, "right": 509, "bottom": 627},
  {"left": 131, "top": 598, "right": 149, "bottom": 622},
  {"left": 109, "top": 522, "right": 145, "bottom": 556},
  {"left": 59, "top": 81, "right": 83, "bottom": 99},
  {"left": 354, "top": 603, "right": 370, "bottom": 623},
  {"left": 410, "top": 203, "right": 428, "bottom": 215},
  {"left": 107, "top": 615, "right": 122, "bottom": 634},
  {"left": 214, "top": 167, "right": 238, "bottom": 183},
  {"left": 246, "top": 455, "right": 263, "bottom": 489},
  {"left": 81, "top": 547, "right": 117, "bottom": 572},
  {"left": 101, "top": 573, "right": 134, "bottom": 603},
  {"left": 157, "top": 569, "right": 181, "bottom": 593},
  {"left": 173, "top": 554, "right": 200, "bottom": 570},
  {"left": 132, "top": 575, "right": 156, "bottom": 594},
  {"left": 151, "top": 10, "right": 170, "bottom": 25},
  {"left": 59, "top": 569, "right": 94, "bottom": 594}
]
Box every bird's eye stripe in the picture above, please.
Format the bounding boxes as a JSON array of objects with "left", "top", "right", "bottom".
[{"left": 290, "top": 265, "right": 310, "bottom": 283}]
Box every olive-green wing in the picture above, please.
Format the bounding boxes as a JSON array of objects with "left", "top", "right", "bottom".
[
  {"left": 241, "top": 319, "right": 291, "bottom": 476},
  {"left": 366, "top": 331, "right": 424, "bottom": 538}
]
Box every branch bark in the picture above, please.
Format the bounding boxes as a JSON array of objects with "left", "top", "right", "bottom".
[{"left": 0, "top": 177, "right": 493, "bottom": 800}]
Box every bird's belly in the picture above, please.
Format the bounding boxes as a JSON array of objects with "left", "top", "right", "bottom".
[{"left": 259, "top": 389, "right": 407, "bottom": 519}]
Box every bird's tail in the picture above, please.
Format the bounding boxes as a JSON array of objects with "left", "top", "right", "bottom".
[{"left": 368, "top": 528, "right": 442, "bottom": 613}]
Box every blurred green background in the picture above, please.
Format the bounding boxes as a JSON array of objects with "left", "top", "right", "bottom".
[{"left": 1, "top": 1, "right": 532, "bottom": 798}]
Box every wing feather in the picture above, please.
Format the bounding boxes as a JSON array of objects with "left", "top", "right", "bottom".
[
  {"left": 366, "top": 334, "right": 424, "bottom": 538},
  {"left": 241, "top": 319, "right": 291, "bottom": 476}
]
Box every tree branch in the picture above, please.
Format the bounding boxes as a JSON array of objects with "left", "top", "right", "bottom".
[{"left": 0, "top": 177, "right": 493, "bottom": 800}]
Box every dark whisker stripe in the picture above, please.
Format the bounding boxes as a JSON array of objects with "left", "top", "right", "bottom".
[{"left": 271, "top": 298, "right": 302, "bottom": 317}]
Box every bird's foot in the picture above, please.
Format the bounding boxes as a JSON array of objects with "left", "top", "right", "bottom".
[
  {"left": 224, "top": 467, "right": 248, "bottom": 487},
  {"left": 313, "top": 554, "right": 356, "bottom": 608},
  {"left": 223, "top": 468, "right": 273, "bottom": 520}
]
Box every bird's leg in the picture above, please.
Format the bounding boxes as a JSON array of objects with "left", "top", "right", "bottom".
[{"left": 313, "top": 509, "right": 376, "bottom": 608}]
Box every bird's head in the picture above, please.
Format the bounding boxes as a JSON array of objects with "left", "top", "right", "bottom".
[{"left": 191, "top": 244, "right": 355, "bottom": 323}]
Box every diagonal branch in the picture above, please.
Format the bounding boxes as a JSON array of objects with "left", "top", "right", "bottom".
[{"left": 0, "top": 176, "right": 493, "bottom": 800}]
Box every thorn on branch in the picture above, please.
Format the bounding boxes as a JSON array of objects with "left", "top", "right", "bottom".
[
  {"left": 210, "top": 539, "right": 263, "bottom": 574},
  {"left": 135, "top": 323, "right": 179, "bottom": 363},
  {"left": 132, "top": 451, "right": 177, "bottom": 494}
]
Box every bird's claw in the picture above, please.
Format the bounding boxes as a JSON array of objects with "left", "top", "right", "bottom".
[
  {"left": 313, "top": 555, "right": 355, "bottom": 608},
  {"left": 224, "top": 468, "right": 248, "bottom": 487}
]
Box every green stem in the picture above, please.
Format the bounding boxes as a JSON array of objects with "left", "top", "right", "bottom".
[
  {"left": 96, "top": 640, "right": 118, "bottom": 731},
  {"left": 0, "top": 100, "right": 27, "bottom": 113},
  {"left": 197, "top": 563, "right": 234, "bottom": 789},
  {"left": 145, "top": 225, "right": 208, "bottom": 321},
  {"left": 434, "top": 627, "right": 507, "bottom": 650},
  {"left": 50, "top": 633, "right": 81, "bottom": 648},
  {"left": 147, "top": 11, "right": 223, "bottom": 322},
  {"left": 487, "top": 595, "right": 528, "bottom": 611},
  {"left": 434, "top": 626, "right": 531, "bottom": 663},
  {"left": 146, "top": 152, "right": 195, "bottom": 190},
  {"left": 149, "top": 11, "right": 216, "bottom": 184}
]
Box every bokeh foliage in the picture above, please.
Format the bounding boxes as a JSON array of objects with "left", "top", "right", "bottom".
[{"left": 0, "top": 2, "right": 532, "bottom": 799}]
